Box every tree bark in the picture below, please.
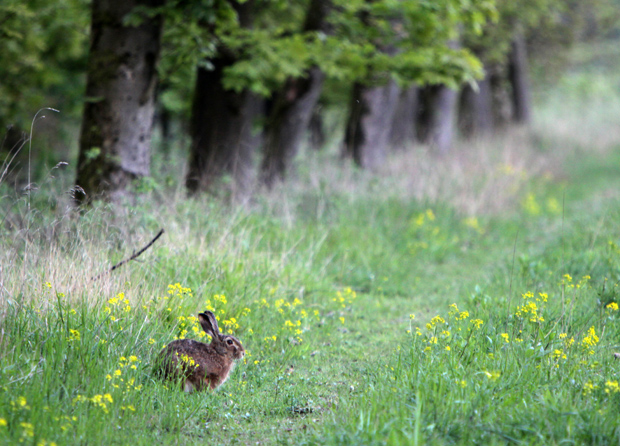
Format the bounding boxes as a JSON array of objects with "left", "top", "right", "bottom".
[
  {"left": 260, "top": 68, "right": 326, "bottom": 186},
  {"left": 308, "top": 105, "right": 326, "bottom": 150},
  {"left": 508, "top": 32, "right": 532, "bottom": 124},
  {"left": 488, "top": 66, "right": 512, "bottom": 128},
  {"left": 389, "top": 86, "right": 418, "bottom": 150},
  {"left": 458, "top": 75, "right": 494, "bottom": 138},
  {"left": 259, "top": 0, "right": 332, "bottom": 187},
  {"left": 185, "top": 58, "right": 263, "bottom": 195},
  {"left": 416, "top": 84, "right": 458, "bottom": 155},
  {"left": 75, "top": 0, "right": 163, "bottom": 204},
  {"left": 344, "top": 80, "right": 400, "bottom": 168}
]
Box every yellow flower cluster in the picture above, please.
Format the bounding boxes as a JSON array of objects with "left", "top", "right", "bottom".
[
  {"left": 222, "top": 317, "right": 240, "bottom": 333},
  {"left": 11, "top": 396, "right": 30, "bottom": 410},
  {"left": 417, "top": 304, "right": 485, "bottom": 353},
  {"left": 605, "top": 380, "right": 620, "bottom": 394},
  {"left": 583, "top": 381, "right": 598, "bottom": 395},
  {"left": 560, "top": 274, "right": 591, "bottom": 290},
  {"left": 67, "top": 328, "right": 81, "bottom": 342},
  {"left": 168, "top": 283, "right": 193, "bottom": 298},
  {"left": 514, "top": 291, "right": 545, "bottom": 323},
  {"left": 606, "top": 302, "right": 619, "bottom": 311},
  {"left": 471, "top": 319, "right": 484, "bottom": 329},
  {"left": 105, "top": 355, "right": 142, "bottom": 392},
  {"left": 408, "top": 208, "right": 451, "bottom": 253},
  {"left": 73, "top": 393, "right": 113, "bottom": 413},
  {"left": 176, "top": 352, "right": 199, "bottom": 369},
  {"left": 412, "top": 209, "right": 436, "bottom": 227},
  {"left": 333, "top": 287, "right": 357, "bottom": 309},
  {"left": 426, "top": 315, "right": 446, "bottom": 330},
  {"left": 448, "top": 303, "right": 469, "bottom": 321},
  {"left": 463, "top": 216, "right": 484, "bottom": 234},
  {"left": 581, "top": 326, "right": 599, "bottom": 355},
  {"left": 483, "top": 370, "right": 501, "bottom": 381},
  {"left": 2, "top": 397, "right": 61, "bottom": 444},
  {"left": 107, "top": 292, "right": 131, "bottom": 313},
  {"left": 175, "top": 315, "right": 205, "bottom": 340}
]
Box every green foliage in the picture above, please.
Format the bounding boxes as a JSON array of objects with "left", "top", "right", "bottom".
[
  {"left": 0, "top": 0, "right": 89, "bottom": 131},
  {"left": 219, "top": 0, "right": 496, "bottom": 94}
]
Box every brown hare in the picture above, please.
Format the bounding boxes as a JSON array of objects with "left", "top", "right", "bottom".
[{"left": 158, "top": 310, "right": 245, "bottom": 392}]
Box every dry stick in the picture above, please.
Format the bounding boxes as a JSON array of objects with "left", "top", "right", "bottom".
[{"left": 92, "top": 229, "right": 165, "bottom": 281}]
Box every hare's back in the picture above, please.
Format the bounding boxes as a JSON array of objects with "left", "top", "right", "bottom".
[{"left": 162, "top": 339, "right": 213, "bottom": 366}]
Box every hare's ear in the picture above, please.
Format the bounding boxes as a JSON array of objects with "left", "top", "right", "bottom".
[{"left": 198, "top": 311, "right": 220, "bottom": 338}]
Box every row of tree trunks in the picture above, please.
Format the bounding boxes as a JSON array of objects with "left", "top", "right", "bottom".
[
  {"left": 76, "top": 0, "right": 163, "bottom": 203},
  {"left": 385, "top": 31, "right": 532, "bottom": 154},
  {"left": 184, "top": 0, "right": 333, "bottom": 192},
  {"left": 73, "top": 0, "right": 533, "bottom": 202}
]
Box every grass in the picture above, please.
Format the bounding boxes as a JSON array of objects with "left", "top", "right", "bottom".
[{"left": 2, "top": 39, "right": 620, "bottom": 445}]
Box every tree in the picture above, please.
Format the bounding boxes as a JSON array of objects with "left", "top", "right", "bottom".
[
  {"left": 416, "top": 83, "right": 459, "bottom": 154},
  {"left": 507, "top": 31, "right": 532, "bottom": 124},
  {"left": 389, "top": 86, "right": 419, "bottom": 150},
  {"left": 457, "top": 0, "right": 578, "bottom": 136},
  {"left": 260, "top": 0, "right": 332, "bottom": 187},
  {"left": 458, "top": 74, "right": 494, "bottom": 137},
  {"left": 185, "top": 1, "right": 262, "bottom": 195},
  {"left": 0, "top": 0, "right": 89, "bottom": 184},
  {"left": 74, "top": 0, "right": 164, "bottom": 203},
  {"left": 213, "top": 0, "right": 493, "bottom": 178},
  {"left": 344, "top": 79, "right": 400, "bottom": 168},
  {"left": 339, "top": 0, "right": 492, "bottom": 162}
]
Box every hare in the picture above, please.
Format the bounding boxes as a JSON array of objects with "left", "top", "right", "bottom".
[{"left": 157, "top": 310, "right": 245, "bottom": 392}]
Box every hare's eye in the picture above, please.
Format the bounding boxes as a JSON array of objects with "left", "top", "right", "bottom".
[{"left": 227, "top": 339, "right": 233, "bottom": 345}]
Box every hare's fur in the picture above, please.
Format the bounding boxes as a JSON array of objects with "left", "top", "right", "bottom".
[{"left": 158, "top": 311, "right": 244, "bottom": 391}]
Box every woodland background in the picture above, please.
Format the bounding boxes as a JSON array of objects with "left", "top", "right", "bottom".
[{"left": 1, "top": 0, "right": 618, "bottom": 201}]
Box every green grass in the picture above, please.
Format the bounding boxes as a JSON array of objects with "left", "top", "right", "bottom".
[{"left": 2, "top": 40, "right": 620, "bottom": 445}]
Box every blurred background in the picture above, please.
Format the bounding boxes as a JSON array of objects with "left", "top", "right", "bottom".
[{"left": 1, "top": 0, "right": 619, "bottom": 207}]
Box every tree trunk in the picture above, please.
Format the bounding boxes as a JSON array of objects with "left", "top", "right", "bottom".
[
  {"left": 344, "top": 80, "right": 400, "bottom": 169},
  {"left": 416, "top": 84, "right": 458, "bottom": 155},
  {"left": 389, "top": 86, "right": 418, "bottom": 150},
  {"left": 458, "top": 75, "right": 494, "bottom": 138},
  {"left": 488, "top": 66, "right": 512, "bottom": 128},
  {"left": 259, "top": 0, "right": 332, "bottom": 187},
  {"left": 185, "top": 58, "right": 263, "bottom": 195},
  {"left": 308, "top": 105, "right": 326, "bottom": 150},
  {"left": 260, "top": 68, "right": 325, "bottom": 186},
  {"left": 185, "top": 1, "right": 261, "bottom": 195},
  {"left": 508, "top": 32, "right": 532, "bottom": 124},
  {"left": 75, "top": 0, "right": 163, "bottom": 204}
]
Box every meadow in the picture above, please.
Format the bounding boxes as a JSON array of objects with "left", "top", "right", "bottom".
[{"left": 2, "top": 41, "right": 620, "bottom": 445}]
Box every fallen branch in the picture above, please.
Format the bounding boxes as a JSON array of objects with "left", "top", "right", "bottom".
[{"left": 92, "top": 228, "right": 165, "bottom": 281}]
